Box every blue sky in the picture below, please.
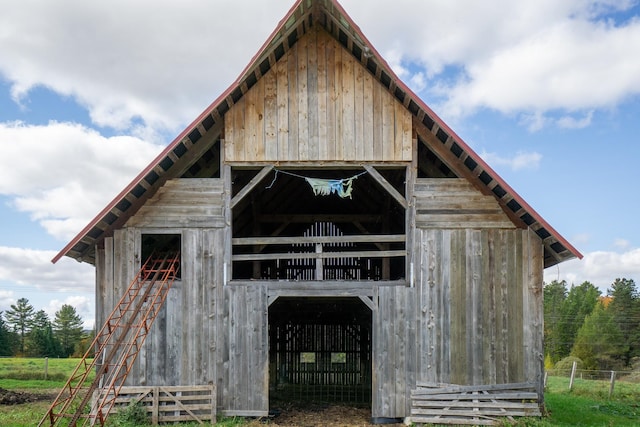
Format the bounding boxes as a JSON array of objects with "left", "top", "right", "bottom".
[{"left": 1, "top": 0, "right": 640, "bottom": 328}]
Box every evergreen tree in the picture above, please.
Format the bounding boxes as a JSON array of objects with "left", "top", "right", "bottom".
[
  {"left": 0, "top": 311, "right": 16, "bottom": 356},
  {"left": 53, "top": 304, "right": 84, "bottom": 357},
  {"left": 571, "top": 301, "right": 626, "bottom": 370},
  {"left": 558, "top": 281, "right": 600, "bottom": 358},
  {"left": 543, "top": 280, "right": 568, "bottom": 363},
  {"left": 4, "top": 298, "right": 35, "bottom": 354},
  {"left": 28, "top": 310, "right": 61, "bottom": 357},
  {"left": 607, "top": 278, "right": 640, "bottom": 365}
]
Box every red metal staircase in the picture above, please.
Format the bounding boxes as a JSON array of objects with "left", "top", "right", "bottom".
[{"left": 38, "top": 252, "right": 180, "bottom": 426}]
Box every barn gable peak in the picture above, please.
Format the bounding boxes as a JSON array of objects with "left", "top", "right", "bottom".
[{"left": 53, "top": 0, "right": 581, "bottom": 268}]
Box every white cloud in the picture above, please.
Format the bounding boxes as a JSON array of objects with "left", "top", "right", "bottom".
[
  {"left": 544, "top": 248, "right": 640, "bottom": 294},
  {"left": 0, "top": 1, "right": 293, "bottom": 135},
  {"left": 45, "top": 296, "right": 94, "bottom": 329},
  {"left": 556, "top": 111, "right": 594, "bottom": 129},
  {"left": 481, "top": 151, "right": 542, "bottom": 171},
  {"left": 0, "top": 121, "right": 161, "bottom": 241},
  {"left": 0, "top": 1, "right": 636, "bottom": 136},
  {"left": 0, "top": 246, "right": 94, "bottom": 292}
]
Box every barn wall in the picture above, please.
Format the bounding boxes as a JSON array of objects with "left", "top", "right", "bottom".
[
  {"left": 221, "top": 284, "right": 269, "bottom": 416},
  {"left": 95, "top": 178, "right": 227, "bottom": 404},
  {"left": 225, "top": 27, "right": 412, "bottom": 162},
  {"left": 414, "top": 178, "right": 515, "bottom": 229},
  {"left": 372, "top": 286, "right": 416, "bottom": 420},
  {"left": 414, "top": 227, "right": 544, "bottom": 391}
]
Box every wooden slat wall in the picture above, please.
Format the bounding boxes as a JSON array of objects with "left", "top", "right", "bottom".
[
  {"left": 372, "top": 286, "right": 416, "bottom": 419},
  {"left": 221, "top": 283, "right": 269, "bottom": 416},
  {"left": 414, "top": 228, "right": 543, "bottom": 390},
  {"left": 126, "top": 179, "right": 225, "bottom": 228},
  {"left": 225, "top": 27, "right": 412, "bottom": 162},
  {"left": 101, "top": 228, "right": 224, "bottom": 389},
  {"left": 414, "top": 179, "right": 515, "bottom": 229}
]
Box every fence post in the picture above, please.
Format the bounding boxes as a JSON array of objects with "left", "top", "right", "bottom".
[
  {"left": 569, "top": 361, "right": 577, "bottom": 390},
  {"left": 543, "top": 371, "right": 548, "bottom": 389},
  {"left": 609, "top": 370, "right": 616, "bottom": 398},
  {"left": 44, "top": 357, "right": 48, "bottom": 380}
]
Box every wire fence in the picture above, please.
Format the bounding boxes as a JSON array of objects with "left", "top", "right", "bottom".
[{"left": 545, "top": 363, "right": 640, "bottom": 398}]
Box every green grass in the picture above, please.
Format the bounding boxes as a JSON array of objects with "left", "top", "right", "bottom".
[
  {"left": 0, "top": 357, "right": 95, "bottom": 387},
  {"left": 1, "top": 360, "right": 639, "bottom": 426}
]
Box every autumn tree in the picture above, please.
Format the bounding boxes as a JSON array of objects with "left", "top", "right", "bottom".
[
  {"left": 53, "top": 304, "right": 85, "bottom": 357},
  {"left": 4, "top": 298, "right": 35, "bottom": 354}
]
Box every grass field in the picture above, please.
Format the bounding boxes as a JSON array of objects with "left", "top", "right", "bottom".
[{"left": 1, "top": 358, "right": 638, "bottom": 426}]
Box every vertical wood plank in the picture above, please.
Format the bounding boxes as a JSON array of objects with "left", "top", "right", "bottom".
[
  {"left": 297, "top": 34, "right": 309, "bottom": 161},
  {"left": 450, "top": 230, "right": 466, "bottom": 385},
  {"left": 276, "top": 59, "right": 288, "bottom": 161},
  {"left": 307, "top": 28, "right": 319, "bottom": 161},
  {"left": 287, "top": 44, "right": 299, "bottom": 161},
  {"left": 316, "top": 29, "right": 328, "bottom": 160},
  {"left": 362, "top": 71, "right": 374, "bottom": 161},
  {"left": 354, "top": 55, "right": 365, "bottom": 160},
  {"left": 263, "top": 68, "right": 277, "bottom": 161},
  {"left": 333, "top": 45, "right": 344, "bottom": 160},
  {"left": 382, "top": 88, "right": 395, "bottom": 161}
]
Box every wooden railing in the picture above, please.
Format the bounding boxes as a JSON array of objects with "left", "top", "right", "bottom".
[{"left": 232, "top": 234, "right": 406, "bottom": 281}]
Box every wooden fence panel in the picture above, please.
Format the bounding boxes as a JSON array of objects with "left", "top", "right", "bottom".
[
  {"left": 410, "top": 382, "right": 541, "bottom": 425},
  {"left": 106, "top": 385, "right": 216, "bottom": 425}
]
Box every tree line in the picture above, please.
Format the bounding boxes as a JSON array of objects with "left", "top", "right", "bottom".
[
  {"left": 544, "top": 277, "right": 640, "bottom": 371},
  {"left": 0, "top": 298, "right": 94, "bottom": 358}
]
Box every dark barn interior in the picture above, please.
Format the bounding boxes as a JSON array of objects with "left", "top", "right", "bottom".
[
  {"left": 231, "top": 168, "right": 407, "bottom": 281},
  {"left": 268, "top": 297, "right": 372, "bottom": 405}
]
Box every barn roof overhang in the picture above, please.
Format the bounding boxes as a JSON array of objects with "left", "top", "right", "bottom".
[{"left": 52, "top": 0, "right": 582, "bottom": 268}]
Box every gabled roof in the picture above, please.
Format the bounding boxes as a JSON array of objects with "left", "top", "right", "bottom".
[{"left": 53, "top": 0, "right": 582, "bottom": 267}]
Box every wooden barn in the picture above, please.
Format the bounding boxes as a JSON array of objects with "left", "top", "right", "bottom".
[{"left": 53, "top": 0, "right": 582, "bottom": 424}]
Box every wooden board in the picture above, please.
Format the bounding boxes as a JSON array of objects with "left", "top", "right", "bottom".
[
  {"left": 414, "top": 178, "right": 515, "bottom": 229},
  {"left": 225, "top": 27, "right": 412, "bottom": 162},
  {"left": 126, "top": 178, "right": 225, "bottom": 228}
]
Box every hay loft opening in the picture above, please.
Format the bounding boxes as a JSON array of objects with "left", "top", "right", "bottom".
[
  {"left": 141, "top": 233, "right": 182, "bottom": 279},
  {"left": 269, "top": 297, "right": 372, "bottom": 405},
  {"left": 231, "top": 167, "right": 407, "bottom": 281}
]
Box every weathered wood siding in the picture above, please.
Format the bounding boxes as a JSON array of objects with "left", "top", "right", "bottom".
[
  {"left": 126, "top": 178, "right": 225, "bottom": 228},
  {"left": 414, "top": 228, "right": 544, "bottom": 394},
  {"left": 96, "top": 178, "right": 228, "bottom": 406},
  {"left": 225, "top": 27, "right": 412, "bottom": 162},
  {"left": 372, "top": 286, "right": 416, "bottom": 419},
  {"left": 414, "top": 179, "right": 515, "bottom": 229},
  {"left": 221, "top": 284, "right": 269, "bottom": 416}
]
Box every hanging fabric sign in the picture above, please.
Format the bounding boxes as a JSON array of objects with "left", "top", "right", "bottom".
[
  {"left": 304, "top": 177, "right": 355, "bottom": 199},
  {"left": 266, "top": 168, "right": 366, "bottom": 199}
]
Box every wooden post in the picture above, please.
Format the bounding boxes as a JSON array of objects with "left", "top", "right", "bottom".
[
  {"left": 569, "top": 361, "right": 577, "bottom": 390},
  {"left": 44, "top": 357, "right": 48, "bottom": 380},
  {"left": 315, "top": 243, "right": 323, "bottom": 280},
  {"left": 609, "top": 370, "right": 616, "bottom": 399},
  {"left": 543, "top": 371, "right": 548, "bottom": 389}
]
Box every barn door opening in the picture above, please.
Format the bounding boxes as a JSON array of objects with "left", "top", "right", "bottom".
[{"left": 268, "top": 297, "right": 372, "bottom": 406}]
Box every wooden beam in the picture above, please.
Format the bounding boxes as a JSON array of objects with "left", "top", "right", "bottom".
[
  {"left": 232, "top": 250, "right": 406, "bottom": 262},
  {"left": 363, "top": 165, "right": 408, "bottom": 209},
  {"left": 230, "top": 166, "right": 274, "bottom": 209},
  {"left": 232, "top": 234, "right": 406, "bottom": 245},
  {"left": 359, "top": 296, "right": 376, "bottom": 311},
  {"left": 258, "top": 214, "right": 382, "bottom": 223}
]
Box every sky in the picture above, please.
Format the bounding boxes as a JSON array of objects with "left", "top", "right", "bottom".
[{"left": 1, "top": 0, "right": 640, "bottom": 328}]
